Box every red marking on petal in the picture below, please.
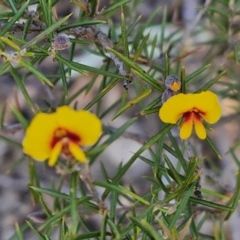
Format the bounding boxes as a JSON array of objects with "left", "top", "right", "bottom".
[
  {"left": 192, "top": 112, "right": 202, "bottom": 122},
  {"left": 182, "top": 112, "right": 193, "bottom": 123},
  {"left": 183, "top": 109, "right": 205, "bottom": 123},
  {"left": 61, "top": 140, "right": 73, "bottom": 159},
  {"left": 182, "top": 111, "right": 204, "bottom": 135},
  {"left": 50, "top": 128, "right": 81, "bottom": 149}
]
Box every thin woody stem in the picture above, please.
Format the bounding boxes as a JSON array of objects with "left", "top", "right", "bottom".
[
  {"left": 79, "top": 164, "right": 106, "bottom": 213},
  {"left": 66, "top": 25, "right": 132, "bottom": 89},
  {"left": 184, "top": 139, "right": 203, "bottom": 199}
]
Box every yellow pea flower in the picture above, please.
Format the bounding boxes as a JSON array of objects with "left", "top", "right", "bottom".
[
  {"left": 22, "top": 106, "right": 102, "bottom": 166},
  {"left": 159, "top": 91, "right": 221, "bottom": 139}
]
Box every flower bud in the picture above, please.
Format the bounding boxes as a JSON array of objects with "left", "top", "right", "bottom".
[
  {"left": 161, "top": 89, "right": 175, "bottom": 104},
  {"left": 51, "top": 34, "right": 70, "bottom": 51},
  {"left": 164, "top": 75, "right": 181, "bottom": 92}
]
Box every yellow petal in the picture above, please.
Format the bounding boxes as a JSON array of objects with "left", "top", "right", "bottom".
[
  {"left": 193, "top": 116, "right": 206, "bottom": 139},
  {"left": 179, "top": 114, "right": 193, "bottom": 139},
  {"left": 195, "top": 91, "right": 221, "bottom": 124},
  {"left": 22, "top": 112, "right": 58, "bottom": 161},
  {"left": 48, "top": 141, "right": 63, "bottom": 166},
  {"left": 68, "top": 141, "right": 87, "bottom": 163},
  {"left": 159, "top": 93, "right": 196, "bottom": 124},
  {"left": 56, "top": 106, "right": 102, "bottom": 146},
  {"left": 159, "top": 91, "right": 221, "bottom": 126}
]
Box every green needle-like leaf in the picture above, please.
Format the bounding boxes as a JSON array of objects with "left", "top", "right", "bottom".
[
  {"left": 0, "top": 0, "right": 30, "bottom": 36},
  {"left": 111, "top": 88, "right": 152, "bottom": 120},
  {"left": 9, "top": 65, "right": 35, "bottom": 110},
  {"left": 94, "top": 180, "right": 150, "bottom": 205},
  {"left": 106, "top": 47, "right": 164, "bottom": 92},
  {"left": 22, "top": 14, "right": 72, "bottom": 50},
  {"left": 129, "top": 217, "right": 163, "bottom": 240}
]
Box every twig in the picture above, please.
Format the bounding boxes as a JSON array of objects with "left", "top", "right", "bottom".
[
  {"left": 0, "top": 123, "right": 23, "bottom": 134},
  {"left": 65, "top": 25, "right": 132, "bottom": 89},
  {"left": 79, "top": 164, "right": 106, "bottom": 213}
]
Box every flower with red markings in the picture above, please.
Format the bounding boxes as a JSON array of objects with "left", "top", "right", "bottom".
[
  {"left": 22, "top": 106, "right": 102, "bottom": 166},
  {"left": 159, "top": 91, "right": 221, "bottom": 139}
]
